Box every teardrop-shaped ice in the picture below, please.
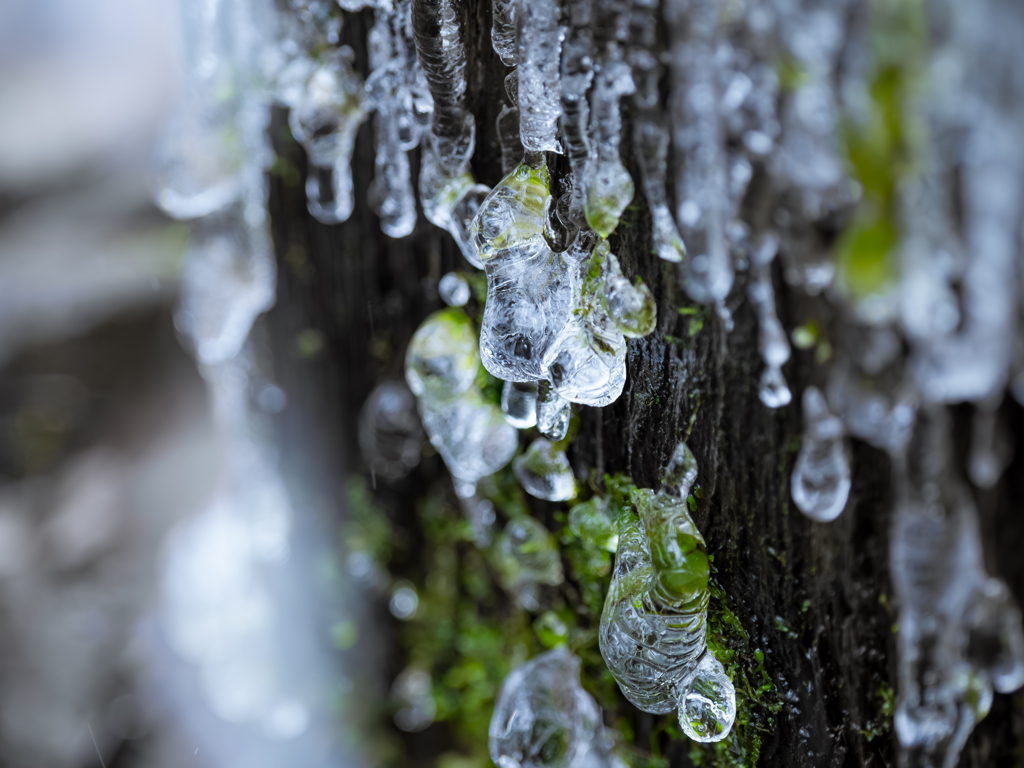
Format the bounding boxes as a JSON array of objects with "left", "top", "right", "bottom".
[
  {"left": 513, "top": 438, "right": 576, "bottom": 502},
  {"left": 568, "top": 496, "right": 619, "bottom": 553},
  {"left": 676, "top": 653, "right": 737, "bottom": 743},
  {"left": 405, "top": 308, "right": 480, "bottom": 402},
  {"left": 439, "top": 272, "right": 471, "bottom": 307},
  {"left": 791, "top": 386, "right": 851, "bottom": 523},
  {"left": 490, "top": 648, "right": 617, "bottom": 768},
  {"left": 536, "top": 381, "right": 571, "bottom": 441},
  {"left": 492, "top": 516, "right": 564, "bottom": 611},
  {"left": 358, "top": 381, "right": 424, "bottom": 482},
  {"left": 599, "top": 244, "right": 657, "bottom": 338}
]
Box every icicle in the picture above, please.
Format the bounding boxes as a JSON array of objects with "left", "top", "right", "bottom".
[
  {"left": 599, "top": 443, "right": 736, "bottom": 742},
  {"left": 412, "top": 0, "right": 475, "bottom": 176},
  {"left": 827, "top": 357, "right": 917, "bottom": 456},
  {"left": 627, "top": 0, "right": 685, "bottom": 263},
  {"left": 514, "top": 438, "right": 576, "bottom": 502},
  {"left": 516, "top": 0, "right": 563, "bottom": 155},
  {"left": 558, "top": 0, "right": 595, "bottom": 230},
  {"left": 497, "top": 105, "right": 525, "bottom": 174},
  {"left": 358, "top": 381, "right": 424, "bottom": 482},
  {"left": 491, "top": 0, "right": 518, "bottom": 67},
  {"left": 176, "top": 212, "right": 277, "bottom": 366},
  {"left": 419, "top": 141, "right": 491, "bottom": 267},
  {"left": 597, "top": 242, "right": 657, "bottom": 338},
  {"left": 366, "top": 0, "right": 425, "bottom": 238},
  {"left": 665, "top": 0, "right": 732, "bottom": 310},
  {"left": 490, "top": 648, "right": 619, "bottom": 768},
  {"left": 405, "top": 308, "right": 518, "bottom": 485},
  {"left": 791, "top": 387, "right": 851, "bottom": 523},
  {"left": 746, "top": 234, "right": 792, "bottom": 408},
  {"left": 585, "top": 48, "right": 635, "bottom": 238},
  {"left": 967, "top": 397, "right": 1012, "bottom": 490},
  {"left": 492, "top": 517, "right": 564, "bottom": 611},
  {"left": 502, "top": 380, "right": 539, "bottom": 429},
  {"left": 287, "top": 48, "right": 366, "bottom": 224},
  {"left": 891, "top": 409, "right": 1024, "bottom": 768},
  {"left": 536, "top": 381, "right": 571, "bottom": 441}
]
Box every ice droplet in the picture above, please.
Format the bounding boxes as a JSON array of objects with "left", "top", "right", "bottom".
[
  {"left": 438, "top": 272, "right": 471, "bottom": 307},
  {"left": 358, "top": 381, "right": 424, "bottom": 482},
  {"left": 502, "top": 380, "right": 539, "bottom": 429},
  {"left": 405, "top": 309, "right": 517, "bottom": 484},
  {"left": 420, "top": 141, "right": 491, "bottom": 267},
  {"left": 490, "top": 648, "right": 618, "bottom": 768},
  {"left": 791, "top": 387, "right": 850, "bottom": 523},
  {"left": 598, "top": 444, "right": 735, "bottom": 741},
  {"left": 598, "top": 243, "right": 657, "bottom": 338},
  {"left": 759, "top": 367, "right": 793, "bottom": 409},
  {"left": 492, "top": 517, "right": 564, "bottom": 611},
  {"left": 513, "top": 438, "right": 576, "bottom": 502}
]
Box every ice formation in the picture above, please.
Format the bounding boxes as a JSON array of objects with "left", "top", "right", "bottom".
[
  {"left": 747, "top": 234, "right": 792, "bottom": 408},
  {"left": 568, "top": 496, "right": 619, "bottom": 553},
  {"left": 585, "top": 50, "right": 635, "bottom": 239},
  {"left": 502, "top": 380, "right": 539, "bottom": 429},
  {"left": 513, "top": 438, "right": 576, "bottom": 502},
  {"left": 439, "top": 271, "right": 471, "bottom": 307},
  {"left": 405, "top": 308, "right": 518, "bottom": 488},
  {"left": 791, "top": 387, "right": 851, "bottom": 523},
  {"left": 359, "top": 381, "right": 424, "bottom": 482},
  {"left": 599, "top": 442, "right": 736, "bottom": 742},
  {"left": 891, "top": 409, "right": 1024, "bottom": 768},
  {"left": 516, "top": 0, "right": 563, "bottom": 155},
  {"left": 536, "top": 381, "right": 572, "bottom": 441},
  {"left": 490, "top": 648, "right": 619, "bottom": 768},
  {"left": 492, "top": 516, "right": 565, "bottom": 612}
]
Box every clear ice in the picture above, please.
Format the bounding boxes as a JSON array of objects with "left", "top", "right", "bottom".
[
  {"left": 568, "top": 496, "right": 619, "bottom": 553},
  {"left": 791, "top": 387, "right": 851, "bottom": 523},
  {"left": 286, "top": 48, "right": 367, "bottom": 224},
  {"left": 439, "top": 271, "right": 471, "bottom": 307},
  {"left": 747, "top": 235, "right": 792, "bottom": 408},
  {"left": 513, "top": 438, "right": 576, "bottom": 502},
  {"left": 598, "top": 442, "right": 736, "bottom": 742},
  {"left": 502, "top": 380, "right": 539, "bottom": 429},
  {"left": 536, "top": 381, "right": 572, "bottom": 441},
  {"left": 405, "top": 308, "right": 518, "bottom": 486},
  {"left": 489, "top": 647, "right": 619, "bottom": 768},
  {"left": 516, "top": 0, "right": 563, "bottom": 155},
  {"left": 585, "top": 49, "right": 635, "bottom": 239},
  {"left": 490, "top": 0, "right": 518, "bottom": 67}
]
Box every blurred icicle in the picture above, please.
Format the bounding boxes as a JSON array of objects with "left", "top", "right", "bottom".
[
  {"left": 366, "top": 0, "right": 427, "bottom": 238},
  {"left": 791, "top": 387, "right": 850, "bottom": 523},
  {"left": 513, "top": 438, "right": 576, "bottom": 502},
  {"left": 746, "top": 234, "right": 791, "bottom": 408},
  {"left": 502, "top": 380, "right": 539, "bottom": 429},
  {"left": 492, "top": 517, "right": 564, "bottom": 611},
  {"left": 491, "top": 0, "right": 518, "bottom": 67},
  {"left": 558, "top": 0, "right": 595, "bottom": 230},
  {"left": 891, "top": 409, "right": 1024, "bottom": 768},
  {"left": 665, "top": 0, "right": 732, "bottom": 314},
  {"left": 585, "top": 49, "right": 635, "bottom": 238}
]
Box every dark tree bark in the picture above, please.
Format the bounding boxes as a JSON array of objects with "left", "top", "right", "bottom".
[{"left": 263, "top": 2, "right": 1024, "bottom": 766}]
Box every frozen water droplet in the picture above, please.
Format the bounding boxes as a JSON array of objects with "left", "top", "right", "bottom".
[
  {"left": 759, "top": 367, "right": 792, "bottom": 409},
  {"left": 599, "top": 244, "right": 657, "bottom": 338},
  {"left": 490, "top": 648, "right": 615, "bottom": 768},
  {"left": 439, "top": 272, "right": 471, "bottom": 307},
  {"left": 663, "top": 441, "right": 698, "bottom": 498},
  {"left": 493, "top": 517, "right": 564, "bottom": 610},
  {"left": 405, "top": 308, "right": 479, "bottom": 401},
  {"left": 791, "top": 387, "right": 850, "bottom": 522},
  {"left": 358, "top": 381, "right": 424, "bottom": 482},
  {"left": 536, "top": 382, "right": 571, "bottom": 441},
  {"left": 677, "top": 653, "right": 737, "bottom": 743},
  {"left": 585, "top": 51, "right": 635, "bottom": 238},
  {"left": 502, "top": 380, "right": 538, "bottom": 429},
  {"left": 514, "top": 438, "right": 576, "bottom": 502}
]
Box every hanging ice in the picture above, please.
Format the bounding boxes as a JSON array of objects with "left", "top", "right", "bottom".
[
  {"left": 365, "top": 0, "right": 426, "bottom": 238},
  {"left": 891, "top": 408, "right": 1024, "bottom": 768},
  {"left": 585, "top": 49, "right": 635, "bottom": 239},
  {"left": 747, "top": 234, "right": 792, "bottom": 408},
  {"left": 665, "top": 0, "right": 733, "bottom": 309},
  {"left": 405, "top": 309, "right": 518, "bottom": 485},
  {"left": 536, "top": 381, "right": 571, "bottom": 441},
  {"left": 513, "top": 438, "right": 576, "bottom": 502},
  {"left": 490, "top": 647, "right": 619, "bottom": 768},
  {"left": 492, "top": 516, "right": 564, "bottom": 611},
  {"left": 599, "top": 442, "right": 736, "bottom": 742},
  {"left": 419, "top": 142, "right": 491, "bottom": 268},
  {"left": 491, "top": 0, "right": 518, "bottom": 67},
  {"left": 439, "top": 272, "right": 472, "bottom": 307},
  {"left": 287, "top": 48, "right": 367, "bottom": 224},
  {"left": 358, "top": 381, "right": 424, "bottom": 482},
  {"left": 502, "top": 380, "right": 539, "bottom": 429},
  {"left": 516, "top": 0, "right": 563, "bottom": 155},
  {"left": 596, "top": 243, "right": 657, "bottom": 338},
  {"left": 558, "top": 0, "right": 594, "bottom": 230},
  {"left": 791, "top": 387, "right": 851, "bottom": 523}
]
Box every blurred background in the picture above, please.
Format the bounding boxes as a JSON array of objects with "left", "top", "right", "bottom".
[{"left": 0, "top": 2, "right": 366, "bottom": 766}]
